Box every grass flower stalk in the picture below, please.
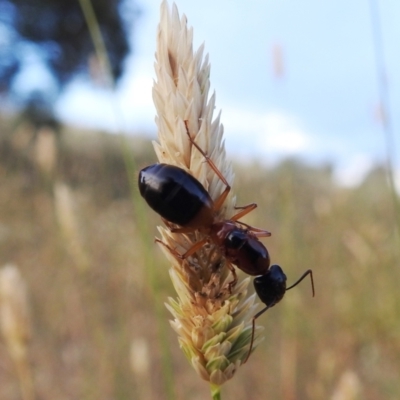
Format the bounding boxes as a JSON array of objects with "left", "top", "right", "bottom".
[
  {"left": 152, "top": 1, "right": 263, "bottom": 393},
  {"left": 79, "top": 1, "right": 177, "bottom": 397},
  {"left": 54, "top": 181, "right": 89, "bottom": 271},
  {"left": 0, "top": 264, "right": 34, "bottom": 400}
]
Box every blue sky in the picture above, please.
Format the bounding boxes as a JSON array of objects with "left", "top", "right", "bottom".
[{"left": 55, "top": 0, "right": 400, "bottom": 185}]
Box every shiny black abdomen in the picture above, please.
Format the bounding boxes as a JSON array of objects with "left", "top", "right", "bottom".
[{"left": 138, "top": 163, "right": 213, "bottom": 226}]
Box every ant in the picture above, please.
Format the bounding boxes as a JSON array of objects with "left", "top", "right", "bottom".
[
  {"left": 246, "top": 265, "right": 314, "bottom": 363},
  {"left": 138, "top": 121, "right": 314, "bottom": 361},
  {"left": 138, "top": 121, "right": 272, "bottom": 289}
]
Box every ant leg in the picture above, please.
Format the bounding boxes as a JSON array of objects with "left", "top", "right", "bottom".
[
  {"left": 243, "top": 305, "right": 270, "bottom": 364},
  {"left": 155, "top": 237, "right": 208, "bottom": 260},
  {"left": 286, "top": 269, "right": 315, "bottom": 297},
  {"left": 230, "top": 204, "right": 272, "bottom": 237},
  {"left": 231, "top": 203, "right": 258, "bottom": 221},
  {"left": 161, "top": 218, "right": 199, "bottom": 234},
  {"left": 249, "top": 231, "right": 272, "bottom": 238},
  {"left": 161, "top": 218, "right": 178, "bottom": 231},
  {"left": 161, "top": 218, "right": 200, "bottom": 234},
  {"left": 169, "top": 226, "right": 199, "bottom": 234},
  {"left": 157, "top": 237, "right": 238, "bottom": 292},
  {"left": 235, "top": 220, "right": 272, "bottom": 238},
  {"left": 184, "top": 121, "right": 231, "bottom": 212},
  {"left": 155, "top": 238, "right": 183, "bottom": 259},
  {"left": 225, "top": 261, "right": 238, "bottom": 292}
]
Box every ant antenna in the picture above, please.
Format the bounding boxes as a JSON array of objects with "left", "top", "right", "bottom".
[{"left": 286, "top": 269, "right": 315, "bottom": 296}]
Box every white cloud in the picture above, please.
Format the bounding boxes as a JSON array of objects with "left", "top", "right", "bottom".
[
  {"left": 56, "top": 56, "right": 156, "bottom": 133},
  {"left": 222, "top": 107, "right": 312, "bottom": 158},
  {"left": 56, "top": 79, "right": 116, "bottom": 127},
  {"left": 118, "top": 57, "right": 156, "bottom": 131},
  {"left": 334, "top": 154, "right": 374, "bottom": 186},
  {"left": 259, "top": 112, "right": 311, "bottom": 153}
]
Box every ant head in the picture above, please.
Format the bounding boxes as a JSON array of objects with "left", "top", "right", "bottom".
[{"left": 253, "top": 264, "right": 287, "bottom": 308}]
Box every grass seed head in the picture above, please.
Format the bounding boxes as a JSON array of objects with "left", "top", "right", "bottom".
[{"left": 152, "top": 1, "right": 264, "bottom": 384}]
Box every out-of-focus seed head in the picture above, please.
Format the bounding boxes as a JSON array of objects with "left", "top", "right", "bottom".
[{"left": 0, "top": 264, "right": 31, "bottom": 360}]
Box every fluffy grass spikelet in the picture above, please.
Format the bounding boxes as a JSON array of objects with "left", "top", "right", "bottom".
[{"left": 152, "top": 1, "right": 263, "bottom": 385}]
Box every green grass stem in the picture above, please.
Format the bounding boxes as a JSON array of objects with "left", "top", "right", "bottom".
[
  {"left": 369, "top": 0, "right": 400, "bottom": 249},
  {"left": 78, "top": 1, "right": 176, "bottom": 398},
  {"left": 211, "top": 384, "right": 221, "bottom": 400}
]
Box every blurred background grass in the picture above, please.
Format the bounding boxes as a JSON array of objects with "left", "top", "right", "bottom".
[
  {"left": 0, "top": 113, "right": 399, "bottom": 399},
  {"left": 1, "top": 0, "right": 399, "bottom": 399}
]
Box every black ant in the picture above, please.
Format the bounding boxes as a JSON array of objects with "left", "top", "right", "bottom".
[
  {"left": 245, "top": 265, "right": 314, "bottom": 363},
  {"left": 138, "top": 121, "right": 314, "bottom": 361},
  {"left": 138, "top": 122, "right": 271, "bottom": 289}
]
